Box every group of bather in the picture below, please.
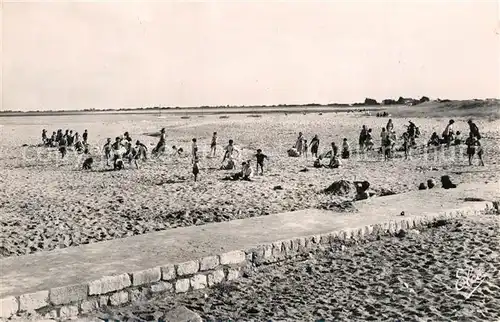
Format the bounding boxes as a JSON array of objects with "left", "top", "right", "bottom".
[
  {"left": 287, "top": 118, "right": 484, "bottom": 167},
  {"left": 41, "top": 128, "right": 89, "bottom": 157}
]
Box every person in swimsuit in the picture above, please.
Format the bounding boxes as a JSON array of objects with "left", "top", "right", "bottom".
[
  {"left": 465, "top": 132, "right": 484, "bottom": 166},
  {"left": 135, "top": 140, "right": 148, "bottom": 161},
  {"left": 359, "top": 126, "right": 368, "bottom": 151},
  {"left": 310, "top": 135, "right": 320, "bottom": 158},
  {"left": 111, "top": 137, "right": 125, "bottom": 169},
  {"left": 42, "top": 129, "right": 47, "bottom": 144},
  {"left": 255, "top": 149, "right": 269, "bottom": 175},
  {"left": 124, "top": 132, "right": 132, "bottom": 143},
  {"left": 210, "top": 132, "right": 217, "bottom": 157},
  {"left": 153, "top": 128, "right": 166, "bottom": 156},
  {"left": 442, "top": 119, "right": 455, "bottom": 146},
  {"left": 58, "top": 135, "right": 68, "bottom": 158},
  {"left": 222, "top": 139, "right": 239, "bottom": 162},
  {"left": 341, "top": 138, "right": 350, "bottom": 159},
  {"left": 365, "top": 129, "right": 374, "bottom": 150},
  {"left": 295, "top": 132, "right": 304, "bottom": 156},
  {"left": 192, "top": 156, "right": 200, "bottom": 181},
  {"left": 386, "top": 119, "right": 394, "bottom": 132},
  {"left": 82, "top": 130, "right": 88, "bottom": 144},
  {"left": 468, "top": 119, "right": 481, "bottom": 139},
  {"left": 191, "top": 138, "right": 198, "bottom": 163},
  {"left": 103, "top": 138, "right": 112, "bottom": 166}
]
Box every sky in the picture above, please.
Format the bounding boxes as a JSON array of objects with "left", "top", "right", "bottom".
[{"left": 1, "top": 1, "right": 499, "bottom": 111}]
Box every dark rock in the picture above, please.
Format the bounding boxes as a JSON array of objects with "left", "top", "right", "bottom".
[
  {"left": 427, "top": 179, "right": 436, "bottom": 189},
  {"left": 395, "top": 230, "right": 407, "bottom": 238},
  {"left": 441, "top": 175, "right": 457, "bottom": 189},
  {"left": 418, "top": 183, "right": 427, "bottom": 190},
  {"left": 273, "top": 185, "right": 283, "bottom": 190},
  {"left": 161, "top": 306, "right": 202, "bottom": 322},
  {"left": 299, "top": 168, "right": 309, "bottom": 172}
]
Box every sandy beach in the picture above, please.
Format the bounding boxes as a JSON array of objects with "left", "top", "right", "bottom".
[
  {"left": 89, "top": 212, "right": 500, "bottom": 321},
  {"left": 1, "top": 106, "right": 500, "bottom": 258}
]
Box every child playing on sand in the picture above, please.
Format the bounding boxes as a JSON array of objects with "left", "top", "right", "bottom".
[
  {"left": 329, "top": 154, "right": 341, "bottom": 168},
  {"left": 103, "top": 138, "right": 112, "bottom": 166},
  {"left": 152, "top": 128, "right": 166, "bottom": 156},
  {"left": 384, "top": 136, "right": 393, "bottom": 161},
  {"left": 242, "top": 160, "right": 253, "bottom": 180},
  {"left": 386, "top": 119, "right": 394, "bottom": 132},
  {"left": 454, "top": 131, "right": 463, "bottom": 145},
  {"left": 365, "top": 129, "right": 374, "bottom": 151},
  {"left": 210, "top": 132, "right": 217, "bottom": 157},
  {"left": 341, "top": 138, "right": 350, "bottom": 159},
  {"left": 222, "top": 140, "right": 239, "bottom": 162},
  {"left": 359, "top": 126, "right": 368, "bottom": 151},
  {"left": 295, "top": 132, "right": 304, "bottom": 156},
  {"left": 42, "top": 129, "right": 47, "bottom": 144},
  {"left": 380, "top": 128, "right": 388, "bottom": 147},
  {"left": 191, "top": 138, "right": 198, "bottom": 163},
  {"left": 135, "top": 140, "right": 148, "bottom": 160},
  {"left": 255, "top": 149, "right": 269, "bottom": 175},
  {"left": 192, "top": 156, "right": 200, "bottom": 181},
  {"left": 302, "top": 140, "right": 308, "bottom": 157},
  {"left": 442, "top": 119, "right": 455, "bottom": 146},
  {"left": 465, "top": 132, "right": 485, "bottom": 166},
  {"left": 402, "top": 132, "right": 410, "bottom": 160},
  {"left": 124, "top": 132, "right": 132, "bottom": 143},
  {"left": 310, "top": 135, "right": 320, "bottom": 158},
  {"left": 83, "top": 130, "right": 88, "bottom": 144},
  {"left": 58, "top": 135, "right": 67, "bottom": 158},
  {"left": 427, "top": 132, "right": 440, "bottom": 147},
  {"left": 468, "top": 119, "right": 481, "bottom": 139}
]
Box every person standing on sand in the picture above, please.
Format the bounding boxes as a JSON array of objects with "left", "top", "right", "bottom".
[
  {"left": 468, "top": 119, "right": 481, "bottom": 139},
  {"left": 255, "top": 149, "right": 269, "bottom": 175},
  {"left": 135, "top": 140, "right": 148, "bottom": 161},
  {"left": 103, "top": 138, "right": 112, "bottom": 166},
  {"left": 153, "top": 128, "right": 166, "bottom": 156},
  {"left": 210, "top": 132, "right": 218, "bottom": 157},
  {"left": 295, "top": 132, "right": 304, "bottom": 156},
  {"left": 359, "top": 126, "right": 368, "bottom": 151},
  {"left": 310, "top": 135, "right": 320, "bottom": 158},
  {"left": 58, "top": 134, "right": 68, "bottom": 158},
  {"left": 465, "top": 132, "right": 485, "bottom": 166},
  {"left": 365, "top": 129, "right": 374, "bottom": 151},
  {"left": 303, "top": 140, "right": 309, "bottom": 158},
  {"left": 124, "top": 132, "right": 132, "bottom": 143},
  {"left": 386, "top": 119, "right": 394, "bottom": 132},
  {"left": 380, "top": 128, "right": 388, "bottom": 148},
  {"left": 83, "top": 130, "right": 88, "bottom": 144},
  {"left": 442, "top": 119, "right": 455, "bottom": 146}
]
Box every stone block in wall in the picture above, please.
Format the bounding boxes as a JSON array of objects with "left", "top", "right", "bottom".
[
  {"left": 132, "top": 267, "right": 161, "bottom": 286},
  {"left": 80, "top": 298, "right": 99, "bottom": 314},
  {"left": 88, "top": 274, "right": 132, "bottom": 295},
  {"left": 161, "top": 264, "right": 176, "bottom": 281},
  {"left": 129, "top": 289, "right": 149, "bottom": 303},
  {"left": 207, "top": 269, "right": 226, "bottom": 287},
  {"left": 59, "top": 305, "right": 78, "bottom": 320},
  {"left": 99, "top": 295, "right": 109, "bottom": 307},
  {"left": 150, "top": 281, "right": 173, "bottom": 293},
  {"left": 0, "top": 296, "right": 18, "bottom": 318},
  {"left": 263, "top": 244, "right": 273, "bottom": 263},
  {"left": 176, "top": 261, "right": 199, "bottom": 276},
  {"left": 19, "top": 290, "right": 49, "bottom": 312},
  {"left": 109, "top": 291, "right": 129, "bottom": 306},
  {"left": 190, "top": 274, "right": 208, "bottom": 290},
  {"left": 272, "top": 242, "right": 284, "bottom": 261},
  {"left": 226, "top": 268, "right": 240, "bottom": 281},
  {"left": 199, "top": 256, "right": 219, "bottom": 271},
  {"left": 175, "top": 279, "right": 190, "bottom": 293},
  {"left": 49, "top": 283, "right": 87, "bottom": 305},
  {"left": 219, "top": 250, "right": 246, "bottom": 265}
]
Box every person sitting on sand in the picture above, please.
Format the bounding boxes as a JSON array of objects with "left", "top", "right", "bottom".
[
  {"left": 255, "top": 149, "right": 269, "bottom": 175},
  {"left": 359, "top": 125, "right": 368, "bottom": 151},
  {"left": 42, "top": 129, "right": 47, "bottom": 144},
  {"left": 152, "top": 128, "right": 167, "bottom": 156},
  {"left": 222, "top": 139, "right": 239, "bottom": 162},
  {"left": 287, "top": 147, "right": 300, "bottom": 157},
  {"left": 192, "top": 156, "right": 200, "bottom": 181},
  {"left": 465, "top": 132, "right": 485, "bottom": 166},
  {"left": 294, "top": 132, "right": 305, "bottom": 156},
  {"left": 365, "top": 129, "right": 374, "bottom": 151},
  {"left": 81, "top": 129, "right": 88, "bottom": 144},
  {"left": 427, "top": 132, "right": 440, "bottom": 147},
  {"left": 191, "top": 138, "right": 198, "bottom": 163},
  {"left": 341, "top": 138, "right": 350, "bottom": 159},
  {"left": 310, "top": 135, "right": 320, "bottom": 158},
  {"left": 82, "top": 157, "right": 93, "bottom": 170},
  {"left": 210, "top": 132, "right": 218, "bottom": 157},
  {"left": 468, "top": 119, "right": 481, "bottom": 140},
  {"left": 313, "top": 158, "right": 323, "bottom": 168}
]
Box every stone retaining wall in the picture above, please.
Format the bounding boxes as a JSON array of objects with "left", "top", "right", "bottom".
[{"left": 0, "top": 201, "right": 493, "bottom": 321}]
